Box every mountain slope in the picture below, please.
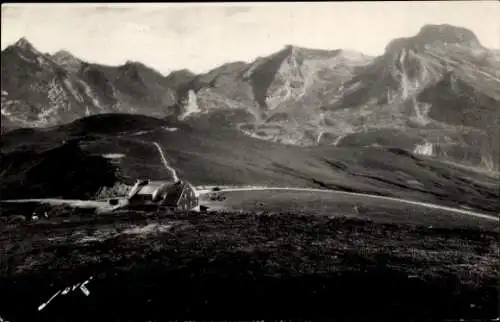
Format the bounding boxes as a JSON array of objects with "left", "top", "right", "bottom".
[
  {"left": 77, "top": 60, "right": 178, "bottom": 117},
  {"left": 2, "top": 24, "right": 499, "bottom": 173},
  {"left": 178, "top": 45, "right": 373, "bottom": 145},
  {"left": 51, "top": 50, "right": 83, "bottom": 74},
  {"left": 317, "top": 25, "right": 500, "bottom": 172},
  {"left": 176, "top": 25, "right": 499, "bottom": 173},
  {"left": 1, "top": 39, "right": 179, "bottom": 129},
  {"left": 1, "top": 114, "right": 498, "bottom": 215}
]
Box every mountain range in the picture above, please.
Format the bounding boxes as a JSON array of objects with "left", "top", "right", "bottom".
[{"left": 1, "top": 24, "right": 499, "bottom": 172}]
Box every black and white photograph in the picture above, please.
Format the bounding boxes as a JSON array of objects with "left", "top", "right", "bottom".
[{"left": 0, "top": 2, "right": 499, "bottom": 321}]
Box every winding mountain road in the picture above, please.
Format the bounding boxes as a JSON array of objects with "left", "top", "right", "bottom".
[
  {"left": 196, "top": 186, "right": 498, "bottom": 221},
  {"left": 3, "top": 138, "right": 497, "bottom": 223},
  {"left": 148, "top": 141, "right": 497, "bottom": 222},
  {"left": 152, "top": 141, "right": 179, "bottom": 182}
]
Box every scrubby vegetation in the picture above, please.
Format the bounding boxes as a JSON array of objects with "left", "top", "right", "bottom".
[
  {"left": 0, "top": 208, "right": 498, "bottom": 321},
  {"left": 0, "top": 140, "right": 119, "bottom": 200},
  {"left": 95, "top": 182, "right": 131, "bottom": 199}
]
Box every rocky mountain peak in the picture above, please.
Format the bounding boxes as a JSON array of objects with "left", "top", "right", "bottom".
[
  {"left": 52, "top": 50, "right": 82, "bottom": 72},
  {"left": 121, "top": 60, "right": 142, "bottom": 71},
  {"left": 120, "top": 60, "right": 166, "bottom": 77},
  {"left": 168, "top": 68, "right": 195, "bottom": 78},
  {"left": 417, "top": 24, "right": 480, "bottom": 45},
  {"left": 13, "top": 37, "right": 36, "bottom": 51},
  {"left": 385, "top": 24, "right": 481, "bottom": 53},
  {"left": 337, "top": 49, "right": 373, "bottom": 63},
  {"left": 165, "top": 69, "right": 196, "bottom": 90},
  {"left": 53, "top": 50, "right": 79, "bottom": 61},
  {"left": 2, "top": 37, "right": 56, "bottom": 71},
  {"left": 124, "top": 60, "right": 141, "bottom": 66},
  {"left": 118, "top": 61, "right": 149, "bottom": 82},
  {"left": 284, "top": 44, "right": 298, "bottom": 53}
]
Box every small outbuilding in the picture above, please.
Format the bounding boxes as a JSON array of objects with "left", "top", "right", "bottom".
[{"left": 126, "top": 179, "right": 198, "bottom": 210}]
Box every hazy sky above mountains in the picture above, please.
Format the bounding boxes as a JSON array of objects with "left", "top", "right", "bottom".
[{"left": 2, "top": 2, "right": 499, "bottom": 75}]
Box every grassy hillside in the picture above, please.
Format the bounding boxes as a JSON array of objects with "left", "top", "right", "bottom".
[
  {"left": 0, "top": 140, "right": 119, "bottom": 200},
  {"left": 199, "top": 190, "right": 498, "bottom": 230},
  {"left": 1, "top": 113, "right": 498, "bottom": 214}
]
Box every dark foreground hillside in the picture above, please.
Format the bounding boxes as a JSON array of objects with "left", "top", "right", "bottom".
[{"left": 0, "top": 208, "right": 498, "bottom": 321}]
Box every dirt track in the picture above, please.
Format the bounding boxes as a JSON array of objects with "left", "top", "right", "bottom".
[
  {"left": 152, "top": 141, "right": 179, "bottom": 182},
  {"left": 196, "top": 186, "right": 499, "bottom": 221}
]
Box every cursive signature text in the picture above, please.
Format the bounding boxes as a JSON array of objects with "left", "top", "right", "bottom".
[{"left": 38, "top": 276, "right": 93, "bottom": 311}]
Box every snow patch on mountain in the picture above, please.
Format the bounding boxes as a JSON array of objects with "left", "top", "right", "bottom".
[
  {"left": 414, "top": 141, "right": 434, "bottom": 156},
  {"left": 410, "top": 97, "right": 431, "bottom": 126},
  {"left": 77, "top": 79, "right": 103, "bottom": 110},
  {"left": 62, "top": 78, "right": 84, "bottom": 104},
  {"left": 395, "top": 49, "right": 430, "bottom": 99},
  {"left": 481, "top": 155, "right": 496, "bottom": 173},
  {"left": 265, "top": 51, "right": 306, "bottom": 109},
  {"left": 162, "top": 127, "right": 178, "bottom": 132},
  {"left": 180, "top": 90, "right": 201, "bottom": 119},
  {"left": 333, "top": 135, "right": 346, "bottom": 146},
  {"left": 102, "top": 153, "right": 125, "bottom": 159}
]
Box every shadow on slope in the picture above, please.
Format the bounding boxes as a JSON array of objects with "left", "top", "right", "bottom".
[
  {"left": 1, "top": 114, "right": 498, "bottom": 215},
  {"left": 0, "top": 139, "right": 119, "bottom": 200}
]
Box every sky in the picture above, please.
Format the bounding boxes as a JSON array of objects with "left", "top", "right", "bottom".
[{"left": 1, "top": 2, "right": 499, "bottom": 75}]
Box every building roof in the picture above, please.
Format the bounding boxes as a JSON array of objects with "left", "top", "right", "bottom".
[
  {"left": 126, "top": 179, "right": 197, "bottom": 208},
  {"left": 131, "top": 180, "right": 188, "bottom": 204},
  {"left": 136, "top": 182, "right": 166, "bottom": 195},
  {"left": 134, "top": 181, "right": 176, "bottom": 195}
]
